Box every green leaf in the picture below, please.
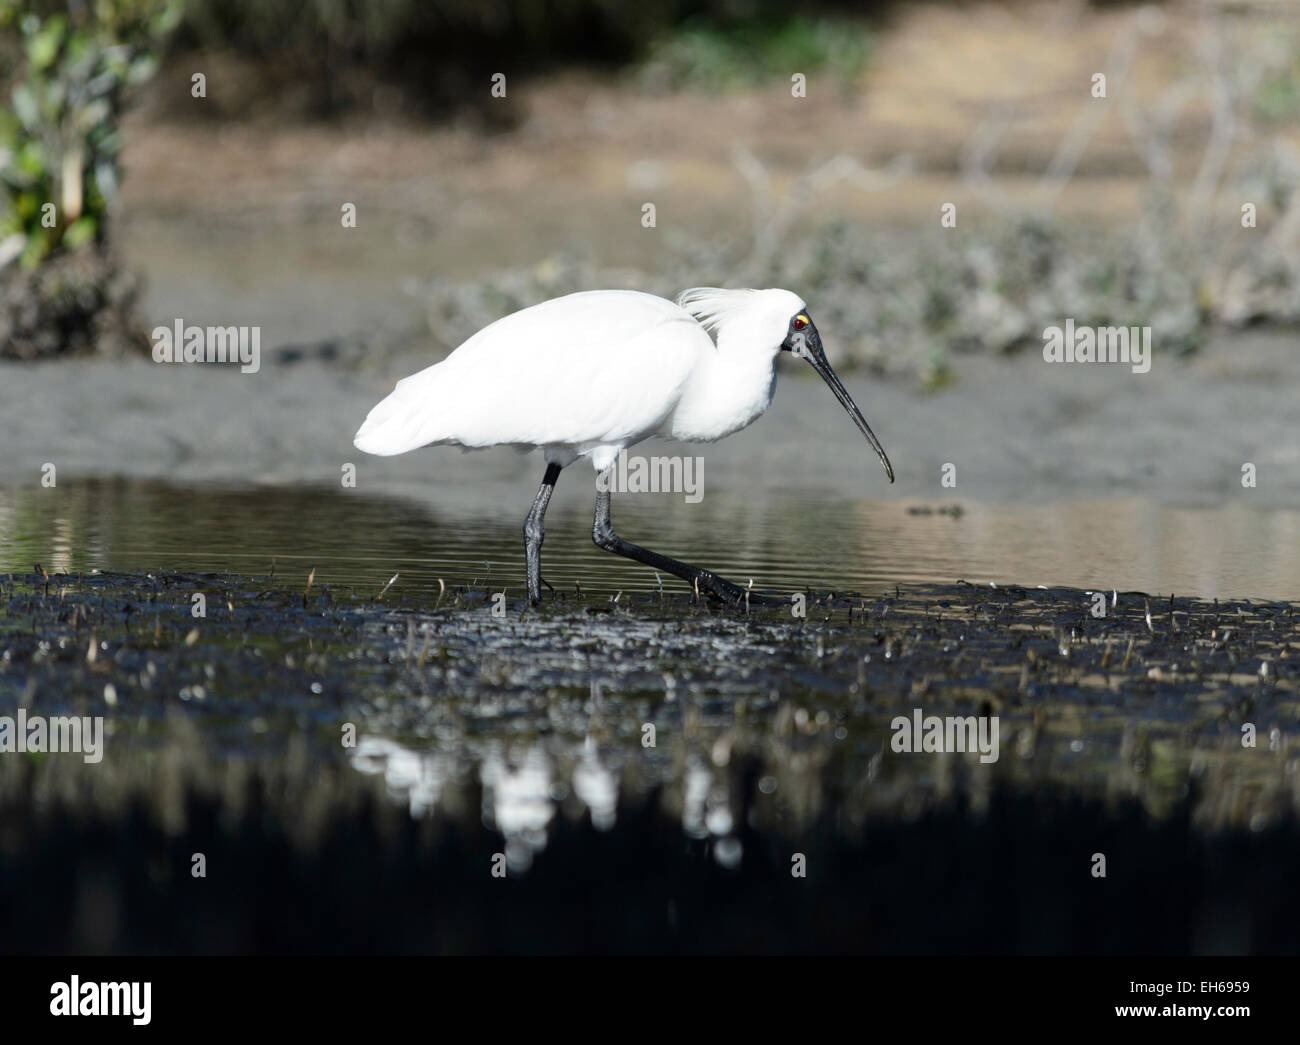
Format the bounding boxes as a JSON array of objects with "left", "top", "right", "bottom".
[
  {"left": 128, "top": 54, "right": 159, "bottom": 85},
  {"left": 62, "top": 215, "right": 97, "bottom": 249},
  {"left": 11, "top": 83, "right": 39, "bottom": 130},
  {"left": 16, "top": 141, "right": 45, "bottom": 177},
  {"left": 20, "top": 231, "right": 49, "bottom": 269},
  {"left": 77, "top": 98, "right": 112, "bottom": 132},
  {"left": 154, "top": 2, "right": 184, "bottom": 37},
  {"left": 26, "top": 15, "right": 66, "bottom": 71}
]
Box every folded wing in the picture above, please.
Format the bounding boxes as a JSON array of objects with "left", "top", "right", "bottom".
[{"left": 353, "top": 291, "right": 711, "bottom": 456}]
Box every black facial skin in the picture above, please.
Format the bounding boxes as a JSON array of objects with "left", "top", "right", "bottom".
[{"left": 781, "top": 312, "right": 895, "bottom": 483}]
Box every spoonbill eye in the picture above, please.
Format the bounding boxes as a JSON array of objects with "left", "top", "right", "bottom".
[{"left": 793, "top": 316, "right": 807, "bottom": 330}]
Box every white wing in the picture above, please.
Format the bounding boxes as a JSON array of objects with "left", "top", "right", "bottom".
[{"left": 353, "top": 291, "right": 711, "bottom": 456}]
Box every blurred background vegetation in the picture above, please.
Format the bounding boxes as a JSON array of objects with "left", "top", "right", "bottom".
[
  {"left": 1, "top": 0, "right": 1298, "bottom": 371},
  {"left": 7, "top": 0, "right": 883, "bottom": 121},
  {"left": 172, "top": 0, "right": 876, "bottom": 99},
  {"left": 0, "top": 0, "right": 881, "bottom": 258},
  {"left": 0, "top": 0, "right": 890, "bottom": 357},
  {"left": 0, "top": 0, "right": 178, "bottom": 267}
]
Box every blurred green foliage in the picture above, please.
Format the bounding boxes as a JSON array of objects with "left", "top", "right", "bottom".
[
  {"left": 168, "top": 1, "right": 878, "bottom": 112},
  {"left": 1255, "top": 36, "right": 1300, "bottom": 123},
  {"left": 172, "top": 0, "right": 876, "bottom": 64},
  {"left": 643, "top": 15, "right": 870, "bottom": 91},
  {"left": 0, "top": 0, "right": 179, "bottom": 269}
]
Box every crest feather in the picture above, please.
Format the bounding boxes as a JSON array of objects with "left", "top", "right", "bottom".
[{"left": 675, "top": 287, "right": 762, "bottom": 336}]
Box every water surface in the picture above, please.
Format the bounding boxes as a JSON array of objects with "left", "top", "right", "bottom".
[{"left": 1, "top": 478, "right": 1296, "bottom": 601}]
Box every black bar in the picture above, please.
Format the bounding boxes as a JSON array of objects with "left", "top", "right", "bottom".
[{"left": 0, "top": 957, "right": 1293, "bottom": 1032}]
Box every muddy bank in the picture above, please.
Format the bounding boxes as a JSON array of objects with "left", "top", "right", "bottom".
[
  {"left": 2, "top": 568, "right": 1295, "bottom": 834},
  {"left": 0, "top": 566, "right": 1297, "bottom": 952}
]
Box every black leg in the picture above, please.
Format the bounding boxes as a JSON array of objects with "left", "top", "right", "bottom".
[
  {"left": 591, "top": 467, "right": 790, "bottom": 607},
  {"left": 524, "top": 462, "right": 562, "bottom": 604}
]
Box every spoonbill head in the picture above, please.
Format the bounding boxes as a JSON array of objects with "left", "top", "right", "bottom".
[{"left": 353, "top": 287, "right": 893, "bottom": 604}]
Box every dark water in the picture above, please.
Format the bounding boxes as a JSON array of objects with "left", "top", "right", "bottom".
[{"left": 0, "top": 477, "right": 1297, "bottom": 601}]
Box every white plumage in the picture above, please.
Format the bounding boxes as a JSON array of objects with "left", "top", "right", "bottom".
[{"left": 353, "top": 288, "right": 805, "bottom": 471}]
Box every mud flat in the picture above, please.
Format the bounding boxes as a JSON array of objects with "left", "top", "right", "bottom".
[{"left": 1, "top": 567, "right": 1296, "bottom": 953}]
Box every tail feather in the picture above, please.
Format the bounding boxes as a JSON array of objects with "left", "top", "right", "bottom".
[{"left": 353, "top": 363, "right": 449, "bottom": 456}]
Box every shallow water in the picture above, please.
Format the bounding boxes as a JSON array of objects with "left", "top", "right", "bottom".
[{"left": 0, "top": 477, "right": 1297, "bottom": 601}]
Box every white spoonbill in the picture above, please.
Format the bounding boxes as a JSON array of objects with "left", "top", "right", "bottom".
[{"left": 353, "top": 287, "right": 893, "bottom": 605}]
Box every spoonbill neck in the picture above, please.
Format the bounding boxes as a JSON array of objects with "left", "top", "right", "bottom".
[{"left": 667, "top": 342, "right": 779, "bottom": 443}]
